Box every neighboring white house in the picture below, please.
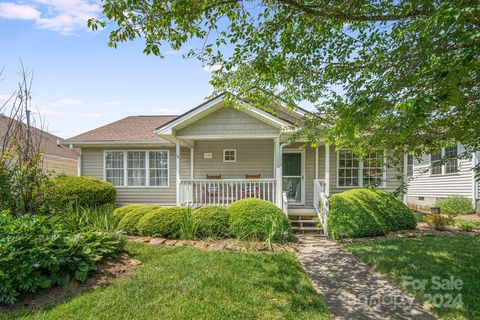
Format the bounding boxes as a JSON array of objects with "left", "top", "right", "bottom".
[
  {"left": 61, "top": 93, "right": 404, "bottom": 226},
  {"left": 406, "top": 145, "right": 479, "bottom": 210}
]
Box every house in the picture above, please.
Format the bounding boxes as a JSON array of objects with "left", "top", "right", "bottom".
[
  {"left": 61, "top": 94, "right": 404, "bottom": 229},
  {"left": 0, "top": 114, "right": 77, "bottom": 175},
  {"left": 406, "top": 147, "right": 479, "bottom": 210}
]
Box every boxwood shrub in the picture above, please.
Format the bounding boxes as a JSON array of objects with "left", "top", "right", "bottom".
[
  {"left": 228, "top": 198, "right": 292, "bottom": 242},
  {"left": 116, "top": 205, "right": 160, "bottom": 235},
  {"left": 49, "top": 176, "right": 116, "bottom": 209},
  {"left": 0, "top": 213, "right": 124, "bottom": 304},
  {"left": 112, "top": 204, "right": 145, "bottom": 222},
  {"left": 192, "top": 206, "right": 229, "bottom": 238},
  {"left": 137, "top": 206, "right": 189, "bottom": 237},
  {"left": 436, "top": 196, "right": 473, "bottom": 216},
  {"left": 327, "top": 188, "right": 416, "bottom": 239}
]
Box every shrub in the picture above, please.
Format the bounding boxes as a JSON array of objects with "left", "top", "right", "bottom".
[
  {"left": 424, "top": 214, "right": 454, "bottom": 231},
  {"left": 0, "top": 213, "right": 124, "bottom": 304},
  {"left": 327, "top": 188, "right": 417, "bottom": 239},
  {"left": 192, "top": 206, "right": 229, "bottom": 238},
  {"left": 458, "top": 222, "right": 475, "bottom": 232},
  {"left": 61, "top": 204, "right": 118, "bottom": 232},
  {"left": 137, "top": 206, "right": 189, "bottom": 237},
  {"left": 117, "top": 206, "right": 160, "bottom": 235},
  {"left": 436, "top": 196, "right": 473, "bottom": 216},
  {"left": 49, "top": 176, "right": 116, "bottom": 210},
  {"left": 228, "top": 198, "right": 292, "bottom": 243},
  {"left": 112, "top": 204, "right": 145, "bottom": 222}
]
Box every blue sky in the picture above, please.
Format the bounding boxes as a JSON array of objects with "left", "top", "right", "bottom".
[{"left": 0, "top": 0, "right": 220, "bottom": 138}]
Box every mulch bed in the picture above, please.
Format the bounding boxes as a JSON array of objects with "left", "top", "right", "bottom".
[
  {"left": 0, "top": 253, "right": 139, "bottom": 312},
  {"left": 126, "top": 236, "right": 298, "bottom": 253}
]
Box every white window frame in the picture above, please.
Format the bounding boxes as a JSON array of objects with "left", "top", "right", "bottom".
[
  {"left": 103, "top": 150, "right": 170, "bottom": 188},
  {"left": 429, "top": 143, "right": 460, "bottom": 176},
  {"left": 336, "top": 149, "right": 387, "bottom": 188},
  {"left": 223, "top": 149, "right": 237, "bottom": 163}
]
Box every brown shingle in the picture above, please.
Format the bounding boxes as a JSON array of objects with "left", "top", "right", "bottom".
[
  {"left": 0, "top": 114, "right": 77, "bottom": 160},
  {"left": 66, "top": 115, "right": 177, "bottom": 143}
]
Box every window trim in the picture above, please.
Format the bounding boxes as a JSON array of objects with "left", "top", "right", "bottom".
[
  {"left": 429, "top": 144, "right": 460, "bottom": 177},
  {"left": 336, "top": 149, "right": 387, "bottom": 189},
  {"left": 103, "top": 150, "right": 170, "bottom": 188},
  {"left": 223, "top": 149, "right": 237, "bottom": 163}
]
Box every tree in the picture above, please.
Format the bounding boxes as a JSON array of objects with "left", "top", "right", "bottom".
[{"left": 89, "top": 0, "right": 480, "bottom": 169}]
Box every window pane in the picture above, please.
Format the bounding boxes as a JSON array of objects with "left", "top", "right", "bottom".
[
  {"left": 363, "top": 151, "right": 384, "bottom": 186},
  {"left": 407, "top": 155, "right": 414, "bottom": 177},
  {"left": 127, "top": 151, "right": 146, "bottom": 186},
  {"left": 431, "top": 151, "right": 442, "bottom": 175},
  {"left": 149, "top": 151, "right": 168, "bottom": 186},
  {"left": 337, "top": 150, "right": 360, "bottom": 186},
  {"left": 444, "top": 145, "right": 458, "bottom": 174},
  {"left": 105, "top": 152, "right": 124, "bottom": 186}
]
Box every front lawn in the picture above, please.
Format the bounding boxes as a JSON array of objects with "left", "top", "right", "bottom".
[
  {"left": 344, "top": 236, "right": 480, "bottom": 320},
  {"left": 3, "top": 242, "right": 330, "bottom": 320}
]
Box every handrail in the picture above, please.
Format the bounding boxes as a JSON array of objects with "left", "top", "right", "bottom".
[
  {"left": 282, "top": 191, "right": 288, "bottom": 216},
  {"left": 180, "top": 178, "right": 275, "bottom": 182},
  {"left": 313, "top": 179, "right": 329, "bottom": 237}
]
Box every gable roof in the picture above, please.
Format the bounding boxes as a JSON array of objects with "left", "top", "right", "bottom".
[
  {"left": 0, "top": 114, "right": 77, "bottom": 160},
  {"left": 155, "top": 94, "right": 302, "bottom": 135},
  {"left": 64, "top": 115, "right": 177, "bottom": 144}
]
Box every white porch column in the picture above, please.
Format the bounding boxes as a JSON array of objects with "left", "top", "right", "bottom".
[
  {"left": 176, "top": 139, "right": 181, "bottom": 205},
  {"left": 190, "top": 145, "right": 194, "bottom": 179},
  {"left": 403, "top": 153, "right": 408, "bottom": 204},
  {"left": 315, "top": 146, "right": 319, "bottom": 180},
  {"left": 274, "top": 137, "right": 283, "bottom": 208},
  {"left": 472, "top": 152, "right": 478, "bottom": 210},
  {"left": 325, "top": 144, "right": 330, "bottom": 196}
]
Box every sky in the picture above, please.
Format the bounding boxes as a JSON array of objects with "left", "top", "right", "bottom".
[{"left": 0, "top": 0, "right": 222, "bottom": 139}]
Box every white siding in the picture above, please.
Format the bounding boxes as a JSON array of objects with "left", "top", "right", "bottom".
[
  {"left": 177, "top": 107, "right": 279, "bottom": 136},
  {"left": 407, "top": 146, "right": 474, "bottom": 199}
]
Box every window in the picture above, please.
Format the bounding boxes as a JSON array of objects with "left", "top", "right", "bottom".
[
  {"left": 363, "top": 151, "right": 385, "bottom": 186},
  {"left": 430, "top": 151, "right": 442, "bottom": 175},
  {"left": 127, "top": 151, "right": 146, "bottom": 186},
  {"left": 407, "top": 155, "right": 414, "bottom": 177},
  {"left": 337, "top": 149, "right": 386, "bottom": 187},
  {"left": 104, "top": 150, "right": 169, "bottom": 187},
  {"left": 223, "top": 149, "right": 236, "bottom": 162},
  {"left": 444, "top": 145, "right": 458, "bottom": 174},
  {"left": 338, "top": 150, "right": 360, "bottom": 187},
  {"left": 149, "top": 151, "right": 168, "bottom": 186},
  {"left": 105, "top": 152, "right": 124, "bottom": 186}
]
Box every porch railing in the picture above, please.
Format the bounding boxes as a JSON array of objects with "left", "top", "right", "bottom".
[
  {"left": 313, "top": 179, "right": 329, "bottom": 237},
  {"left": 179, "top": 179, "right": 276, "bottom": 206}
]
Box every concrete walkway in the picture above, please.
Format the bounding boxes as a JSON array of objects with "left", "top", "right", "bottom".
[{"left": 296, "top": 235, "right": 437, "bottom": 320}]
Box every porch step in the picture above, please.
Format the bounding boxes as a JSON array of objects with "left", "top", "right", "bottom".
[
  {"left": 292, "top": 226, "right": 323, "bottom": 234},
  {"left": 288, "top": 208, "right": 323, "bottom": 234}
]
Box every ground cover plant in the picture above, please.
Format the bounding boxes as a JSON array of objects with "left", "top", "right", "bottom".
[{"left": 436, "top": 196, "right": 473, "bottom": 216}]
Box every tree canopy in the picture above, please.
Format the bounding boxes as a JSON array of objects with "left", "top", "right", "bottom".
[{"left": 89, "top": 0, "right": 480, "bottom": 165}]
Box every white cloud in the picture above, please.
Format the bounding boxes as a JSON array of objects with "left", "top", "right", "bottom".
[
  {"left": 0, "top": 93, "right": 14, "bottom": 102},
  {"left": 203, "top": 64, "right": 223, "bottom": 72},
  {"left": 98, "top": 100, "right": 120, "bottom": 107},
  {"left": 81, "top": 112, "right": 103, "bottom": 118},
  {"left": 0, "top": 1, "right": 100, "bottom": 33},
  {"left": 36, "top": 105, "right": 61, "bottom": 116},
  {"left": 49, "top": 98, "right": 84, "bottom": 107},
  {"left": 151, "top": 107, "right": 181, "bottom": 115}
]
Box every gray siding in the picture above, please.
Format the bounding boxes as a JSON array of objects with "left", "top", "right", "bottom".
[
  {"left": 81, "top": 147, "right": 190, "bottom": 205},
  {"left": 407, "top": 145, "right": 474, "bottom": 202},
  {"left": 177, "top": 107, "right": 279, "bottom": 137},
  {"left": 193, "top": 140, "right": 274, "bottom": 179}
]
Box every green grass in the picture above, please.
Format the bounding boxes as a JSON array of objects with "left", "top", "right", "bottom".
[
  {"left": 3, "top": 242, "right": 330, "bottom": 320},
  {"left": 344, "top": 236, "right": 480, "bottom": 320}
]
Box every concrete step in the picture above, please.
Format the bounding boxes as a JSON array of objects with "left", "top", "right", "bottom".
[{"left": 290, "top": 219, "right": 318, "bottom": 224}]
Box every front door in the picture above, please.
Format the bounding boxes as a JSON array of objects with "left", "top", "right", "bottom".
[{"left": 282, "top": 150, "right": 304, "bottom": 205}]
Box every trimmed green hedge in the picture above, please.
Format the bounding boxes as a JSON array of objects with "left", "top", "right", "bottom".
[
  {"left": 137, "top": 207, "right": 189, "bottom": 237},
  {"left": 327, "top": 188, "right": 416, "bottom": 239},
  {"left": 228, "top": 198, "right": 292, "bottom": 242},
  {"left": 436, "top": 196, "right": 473, "bottom": 216},
  {"left": 117, "top": 206, "right": 160, "bottom": 235},
  {"left": 193, "top": 206, "right": 229, "bottom": 238},
  {"left": 112, "top": 204, "right": 145, "bottom": 222},
  {"left": 49, "top": 176, "right": 116, "bottom": 209}
]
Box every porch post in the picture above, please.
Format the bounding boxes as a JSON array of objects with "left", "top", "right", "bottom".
[
  {"left": 190, "top": 144, "right": 194, "bottom": 179},
  {"left": 403, "top": 153, "right": 408, "bottom": 204},
  {"left": 274, "top": 137, "right": 283, "bottom": 208},
  {"left": 176, "top": 139, "right": 181, "bottom": 205},
  {"left": 325, "top": 144, "right": 330, "bottom": 196},
  {"left": 315, "top": 146, "right": 319, "bottom": 180}
]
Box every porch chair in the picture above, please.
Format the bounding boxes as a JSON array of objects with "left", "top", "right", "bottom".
[
  {"left": 204, "top": 174, "right": 222, "bottom": 199},
  {"left": 243, "top": 174, "right": 261, "bottom": 198}
]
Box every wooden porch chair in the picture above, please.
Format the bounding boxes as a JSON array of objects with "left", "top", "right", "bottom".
[
  {"left": 205, "top": 174, "right": 222, "bottom": 197},
  {"left": 244, "top": 174, "right": 261, "bottom": 198}
]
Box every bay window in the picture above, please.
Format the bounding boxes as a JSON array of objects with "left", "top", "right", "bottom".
[
  {"left": 337, "top": 150, "right": 386, "bottom": 187},
  {"left": 104, "top": 150, "right": 169, "bottom": 187}
]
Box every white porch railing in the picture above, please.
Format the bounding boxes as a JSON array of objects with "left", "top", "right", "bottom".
[
  {"left": 179, "top": 179, "right": 276, "bottom": 206},
  {"left": 313, "top": 179, "right": 329, "bottom": 237},
  {"left": 282, "top": 191, "right": 288, "bottom": 216}
]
